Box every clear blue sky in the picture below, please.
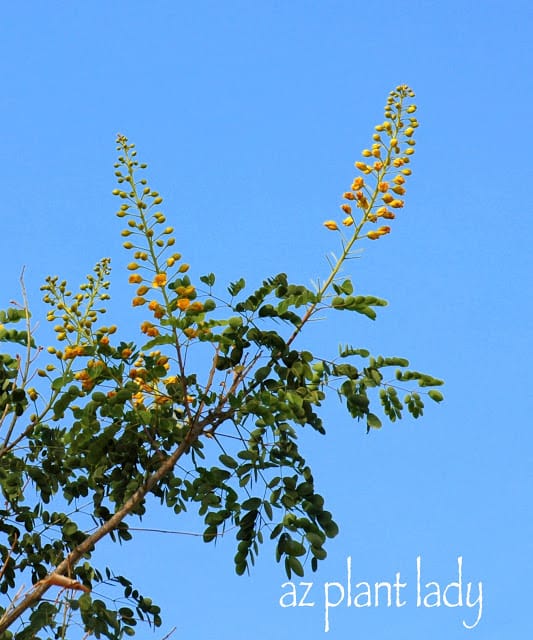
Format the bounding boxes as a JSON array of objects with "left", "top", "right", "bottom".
[{"left": 1, "top": 1, "right": 531, "bottom": 638}]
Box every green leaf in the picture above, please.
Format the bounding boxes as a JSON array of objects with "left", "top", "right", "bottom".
[
  {"left": 228, "top": 278, "right": 246, "bottom": 296},
  {"left": 366, "top": 413, "right": 382, "bottom": 429},
  {"left": 428, "top": 389, "right": 444, "bottom": 402},
  {"left": 219, "top": 454, "right": 238, "bottom": 469}
]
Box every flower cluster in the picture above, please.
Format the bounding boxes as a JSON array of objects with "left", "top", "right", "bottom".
[
  {"left": 323, "top": 85, "right": 418, "bottom": 240},
  {"left": 113, "top": 135, "right": 196, "bottom": 328}
]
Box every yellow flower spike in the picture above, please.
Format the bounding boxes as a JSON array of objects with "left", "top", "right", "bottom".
[
  {"left": 342, "top": 216, "right": 354, "bottom": 227},
  {"left": 323, "top": 220, "right": 339, "bottom": 231},
  {"left": 340, "top": 204, "right": 352, "bottom": 215},
  {"left": 152, "top": 273, "right": 167, "bottom": 288}
]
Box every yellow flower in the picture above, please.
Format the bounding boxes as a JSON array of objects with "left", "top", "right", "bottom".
[
  {"left": 177, "top": 298, "right": 190, "bottom": 311},
  {"left": 389, "top": 199, "right": 404, "bottom": 208},
  {"left": 378, "top": 182, "right": 389, "bottom": 193},
  {"left": 342, "top": 216, "right": 354, "bottom": 227},
  {"left": 343, "top": 192, "right": 356, "bottom": 201},
  {"left": 132, "top": 296, "right": 147, "bottom": 307},
  {"left": 367, "top": 226, "right": 391, "bottom": 240},
  {"left": 354, "top": 161, "right": 369, "bottom": 172},
  {"left": 129, "top": 274, "right": 142, "bottom": 284},
  {"left": 340, "top": 204, "right": 352, "bottom": 215},
  {"left": 184, "top": 327, "right": 198, "bottom": 339},
  {"left": 323, "top": 220, "right": 339, "bottom": 231},
  {"left": 136, "top": 285, "right": 149, "bottom": 296},
  {"left": 152, "top": 273, "right": 167, "bottom": 288},
  {"left": 351, "top": 177, "right": 364, "bottom": 190}
]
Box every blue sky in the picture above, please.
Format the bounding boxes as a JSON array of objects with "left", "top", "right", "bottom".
[{"left": 1, "top": 1, "right": 531, "bottom": 638}]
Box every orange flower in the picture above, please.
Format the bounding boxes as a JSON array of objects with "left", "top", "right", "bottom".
[
  {"left": 140, "top": 321, "right": 159, "bottom": 337},
  {"left": 177, "top": 298, "right": 191, "bottom": 311},
  {"left": 129, "top": 274, "right": 142, "bottom": 284},
  {"left": 323, "top": 220, "right": 339, "bottom": 231},
  {"left": 378, "top": 182, "right": 389, "bottom": 193},
  {"left": 343, "top": 192, "right": 356, "bottom": 200},
  {"left": 341, "top": 204, "right": 352, "bottom": 215},
  {"left": 152, "top": 273, "right": 167, "bottom": 288},
  {"left": 351, "top": 177, "right": 364, "bottom": 190},
  {"left": 132, "top": 297, "right": 146, "bottom": 307}
]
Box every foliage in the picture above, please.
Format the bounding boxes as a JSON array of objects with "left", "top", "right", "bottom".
[{"left": 0, "top": 85, "right": 443, "bottom": 638}]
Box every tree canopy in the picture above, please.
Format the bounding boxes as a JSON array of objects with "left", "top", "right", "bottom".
[{"left": 0, "top": 85, "right": 443, "bottom": 639}]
